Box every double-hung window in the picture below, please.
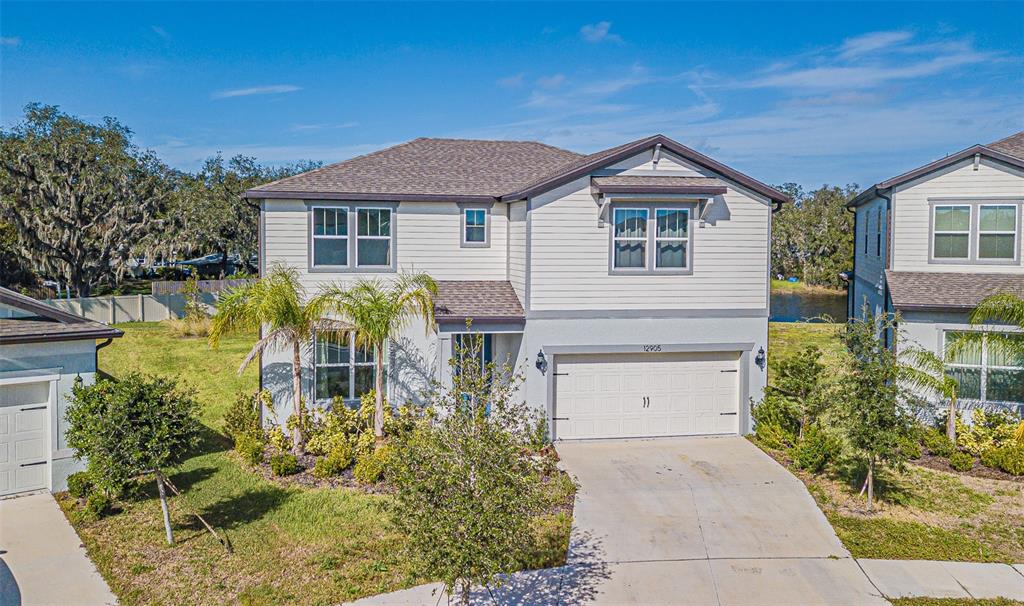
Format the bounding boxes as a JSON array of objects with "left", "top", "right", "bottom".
[
  {"left": 453, "top": 333, "right": 493, "bottom": 376},
  {"left": 312, "top": 207, "right": 348, "bottom": 267},
  {"left": 356, "top": 208, "right": 392, "bottom": 267},
  {"left": 944, "top": 331, "right": 1024, "bottom": 406},
  {"left": 613, "top": 208, "right": 648, "bottom": 269},
  {"left": 875, "top": 209, "right": 883, "bottom": 257},
  {"left": 655, "top": 208, "right": 689, "bottom": 269},
  {"left": 314, "top": 331, "right": 383, "bottom": 402},
  {"left": 461, "top": 208, "right": 489, "bottom": 247},
  {"left": 932, "top": 205, "right": 971, "bottom": 259},
  {"left": 978, "top": 205, "right": 1017, "bottom": 260}
]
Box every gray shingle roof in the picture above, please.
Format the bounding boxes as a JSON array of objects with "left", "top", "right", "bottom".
[
  {"left": 592, "top": 175, "right": 728, "bottom": 194},
  {"left": 434, "top": 281, "right": 524, "bottom": 325},
  {"left": 886, "top": 270, "right": 1024, "bottom": 311},
  {"left": 987, "top": 131, "right": 1024, "bottom": 160},
  {"left": 0, "top": 286, "right": 123, "bottom": 344},
  {"left": 250, "top": 138, "right": 582, "bottom": 199}
]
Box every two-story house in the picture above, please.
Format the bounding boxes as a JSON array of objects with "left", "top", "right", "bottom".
[
  {"left": 849, "top": 131, "right": 1024, "bottom": 415},
  {"left": 245, "top": 135, "right": 789, "bottom": 440}
]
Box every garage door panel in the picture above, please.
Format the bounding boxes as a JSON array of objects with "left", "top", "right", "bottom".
[
  {"left": 15, "top": 409, "right": 46, "bottom": 432},
  {"left": 555, "top": 352, "right": 740, "bottom": 440},
  {"left": 0, "top": 383, "right": 50, "bottom": 496}
]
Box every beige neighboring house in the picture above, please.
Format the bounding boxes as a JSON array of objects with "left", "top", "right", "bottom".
[
  {"left": 245, "top": 134, "right": 790, "bottom": 440},
  {"left": 0, "top": 286, "right": 122, "bottom": 496},
  {"left": 848, "top": 131, "right": 1024, "bottom": 415}
]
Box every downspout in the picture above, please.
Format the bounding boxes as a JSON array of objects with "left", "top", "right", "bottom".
[{"left": 95, "top": 337, "right": 114, "bottom": 374}]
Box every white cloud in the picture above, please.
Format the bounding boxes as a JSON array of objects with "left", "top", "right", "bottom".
[
  {"left": 151, "top": 26, "right": 171, "bottom": 40},
  {"left": 212, "top": 84, "right": 302, "bottom": 99},
  {"left": 838, "top": 30, "right": 913, "bottom": 60},
  {"left": 537, "top": 74, "right": 565, "bottom": 89},
  {"left": 497, "top": 73, "right": 525, "bottom": 88},
  {"left": 1, "top": 37, "right": 20, "bottom": 47},
  {"left": 580, "top": 21, "right": 621, "bottom": 44}
]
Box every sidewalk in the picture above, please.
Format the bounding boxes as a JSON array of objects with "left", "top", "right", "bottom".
[
  {"left": 859, "top": 559, "right": 1024, "bottom": 602},
  {"left": 0, "top": 492, "right": 117, "bottom": 606}
]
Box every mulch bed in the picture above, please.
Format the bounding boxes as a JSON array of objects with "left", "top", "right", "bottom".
[
  {"left": 243, "top": 448, "right": 394, "bottom": 494},
  {"left": 914, "top": 451, "right": 1023, "bottom": 484}
]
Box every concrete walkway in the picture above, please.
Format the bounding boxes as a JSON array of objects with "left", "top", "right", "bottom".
[
  {"left": 0, "top": 492, "right": 117, "bottom": 606},
  {"left": 345, "top": 436, "right": 1024, "bottom": 605}
]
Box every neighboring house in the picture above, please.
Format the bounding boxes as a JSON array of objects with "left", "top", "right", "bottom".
[
  {"left": 245, "top": 134, "right": 789, "bottom": 440},
  {"left": 849, "top": 131, "right": 1024, "bottom": 415},
  {"left": 0, "top": 286, "right": 123, "bottom": 496}
]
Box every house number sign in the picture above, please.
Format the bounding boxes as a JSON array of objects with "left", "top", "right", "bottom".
[{"left": 643, "top": 344, "right": 662, "bottom": 352}]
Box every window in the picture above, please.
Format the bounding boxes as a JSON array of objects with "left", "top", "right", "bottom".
[
  {"left": 357, "top": 208, "right": 391, "bottom": 267},
  {"left": 655, "top": 208, "right": 689, "bottom": 269},
  {"left": 978, "top": 205, "right": 1017, "bottom": 260},
  {"left": 461, "top": 207, "right": 490, "bottom": 247},
  {"left": 312, "top": 207, "right": 348, "bottom": 267},
  {"left": 875, "top": 208, "right": 883, "bottom": 257},
  {"left": 453, "top": 333, "right": 493, "bottom": 375},
  {"left": 932, "top": 205, "right": 971, "bottom": 259},
  {"left": 944, "top": 331, "right": 1024, "bottom": 406},
  {"left": 613, "top": 208, "right": 648, "bottom": 269},
  {"left": 314, "top": 332, "right": 384, "bottom": 402},
  {"left": 864, "top": 211, "right": 870, "bottom": 255}
]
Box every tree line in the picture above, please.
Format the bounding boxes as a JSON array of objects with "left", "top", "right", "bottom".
[
  {"left": 771, "top": 183, "right": 858, "bottom": 290},
  {"left": 0, "top": 103, "right": 319, "bottom": 296}
]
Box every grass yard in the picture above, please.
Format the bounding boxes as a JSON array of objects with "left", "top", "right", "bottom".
[
  {"left": 764, "top": 321, "right": 1024, "bottom": 564},
  {"left": 892, "top": 600, "right": 1024, "bottom": 606},
  {"left": 60, "top": 322, "right": 571, "bottom": 606},
  {"left": 770, "top": 278, "right": 845, "bottom": 294}
]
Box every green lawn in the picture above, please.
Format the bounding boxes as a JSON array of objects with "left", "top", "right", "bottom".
[
  {"left": 893, "top": 600, "right": 1024, "bottom": 606},
  {"left": 770, "top": 278, "right": 846, "bottom": 293},
  {"left": 763, "top": 321, "right": 1024, "bottom": 564},
  {"left": 60, "top": 322, "right": 570, "bottom": 606}
]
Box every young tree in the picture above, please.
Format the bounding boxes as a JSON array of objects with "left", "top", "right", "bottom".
[
  {"left": 389, "top": 332, "right": 543, "bottom": 604},
  {"left": 836, "top": 312, "right": 918, "bottom": 510},
  {"left": 0, "top": 103, "right": 172, "bottom": 295},
  {"left": 65, "top": 373, "right": 200, "bottom": 544},
  {"left": 209, "top": 265, "right": 342, "bottom": 452},
  {"left": 767, "top": 345, "right": 829, "bottom": 437},
  {"left": 317, "top": 274, "right": 437, "bottom": 438}
]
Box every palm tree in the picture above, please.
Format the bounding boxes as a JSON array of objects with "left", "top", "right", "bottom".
[
  {"left": 317, "top": 273, "right": 437, "bottom": 438},
  {"left": 966, "top": 292, "right": 1024, "bottom": 359},
  {"left": 209, "top": 265, "right": 345, "bottom": 452},
  {"left": 900, "top": 347, "right": 960, "bottom": 442}
]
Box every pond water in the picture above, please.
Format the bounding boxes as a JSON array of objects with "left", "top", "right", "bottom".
[{"left": 770, "top": 289, "right": 848, "bottom": 322}]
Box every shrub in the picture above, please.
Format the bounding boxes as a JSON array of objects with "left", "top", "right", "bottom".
[
  {"left": 752, "top": 393, "right": 799, "bottom": 449},
  {"left": 353, "top": 444, "right": 394, "bottom": 484},
  {"left": 235, "top": 433, "right": 265, "bottom": 466},
  {"left": 267, "top": 425, "right": 291, "bottom": 453},
  {"left": 981, "top": 444, "right": 1024, "bottom": 476},
  {"left": 957, "top": 408, "right": 1020, "bottom": 456},
  {"left": 527, "top": 416, "right": 550, "bottom": 452},
  {"left": 313, "top": 442, "right": 354, "bottom": 478},
  {"left": 948, "top": 451, "right": 974, "bottom": 472},
  {"left": 306, "top": 405, "right": 357, "bottom": 456},
  {"left": 162, "top": 316, "right": 213, "bottom": 338},
  {"left": 66, "top": 471, "right": 94, "bottom": 499},
  {"left": 269, "top": 453, "right": 301, "bottom": 476},
  {"left": 897, "top": 433, "right": 923, "bottom": 460},
  {"left": 789, "top": 426, "right": 839, "bottom": 473},
  {"left": 224, "top": 390, "right": 265, "bottom": 442},
  {"left": 922, "top": 428, "right": 955, "bottom": 457},
  {"left": 83, "top": 492, "right": 111, "bottom": 520}
]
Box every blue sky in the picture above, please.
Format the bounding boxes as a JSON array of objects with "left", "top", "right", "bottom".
[{"left": 2, "top": 2, "right": 1022, "bottom": 189}]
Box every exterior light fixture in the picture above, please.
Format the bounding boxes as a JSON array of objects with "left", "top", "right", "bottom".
[
  {"left": 755, "top": 347, "right": 766, "bottom": 370},
  {"left": 535, "top": 349, "right": 548, "bottom": 374}
]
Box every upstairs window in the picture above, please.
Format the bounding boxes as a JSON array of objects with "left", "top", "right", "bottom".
[
  {"left": 655, "top": 208, "right": 689, "bottom": 269},
  {"left": 611, "top": 204, "right": 694, "bottom": 273},
  {"left": 875, "top": 208, "right": 883, "bottom": 257},
  {"left": 312, "top": 207, "right": 348, "bottom": 267},
  {"left": 932, "top": 205, "right": 971, "bottom": 259},
  {"left": 461, "top": 206, "right": 490, "bottom": 248},
  {"left": 613, "top": 208, "right": 648, "bottom": 269},
  {"left": 357, "top": 208, "right": 392, "bottom": 267},
  {"left": 978, "top": 205, "right": 1017, "bottom": 260}
]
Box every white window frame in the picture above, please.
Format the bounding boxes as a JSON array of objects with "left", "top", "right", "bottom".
[
  {"left": 943, "top": 330, "right": 1024, "bottom": 407},
  {"left": 310, "top": 206, "right": 349, "bottom": 268},
  {"left": 977, "top": 204, "right": 1018, "bottom": 261},
  {"left": 460, "top": 205, "right": 491, "bottom": 248},
  {"left": 931, "top": 204, "right": 972, "bottom": 261},
  {"left": 654, "top": 207, "right": 690, "bottom": 271},
  {"left": 611, "top": 207, "right": 649, "bottom": 271},
  {"left": 356, "top": 207, "right": 393, "bottom": 268},
  {"left": 313, "top": 331, "right": 385, "bottom": 403}
]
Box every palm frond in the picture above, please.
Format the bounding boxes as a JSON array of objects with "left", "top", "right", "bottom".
[
  {"left": 238, "top": 326, "right": 298, "bottom": 374},
  {"left": 969, "top": 292, "right": 1024, "bottom": 329}
]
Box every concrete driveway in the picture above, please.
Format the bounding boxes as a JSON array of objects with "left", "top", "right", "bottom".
[{"left": 555, "top": 436, "right": 888, "bottom": 605}]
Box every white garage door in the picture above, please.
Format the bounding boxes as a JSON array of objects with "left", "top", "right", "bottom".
[
  {"left": 554, "top": 351, "right": 740, "bottom": 440},
  {"left": 0, "top": 382, "right": 50, "bottom": 496}
]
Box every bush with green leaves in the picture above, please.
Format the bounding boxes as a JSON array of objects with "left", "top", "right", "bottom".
[
  {"left": 527, "top": 415, "right": 550, "bottom": 452},
  {"left": 751, "top": 392, "right": 800, "bottom": 449},
  {"left": 956, "top": 409, "right": 1019, "bottom": 456},
  {"left": 948, "top": 451, "right": 974, "bottom": 472},
  {"left": 981, "top": 444, "right": 1024, "bottom": 476},
  {"left": 66, "top": 471, "right": 94, "bottom": 499},
  {"left": 313, "top": 442, "right": 354, "bottom": 478},
  {"left": 82, "top": 492, "right": 112, "bottom": 521},
  {"left": 388, "top": 328, "right": 544, "bottom": 603},
  {"left": 269, "top": 453, "right": 301, "bottom": 476},
  {"left": 353, "top": 443, "right": 394, "bottom": 484},
  {"left": 768, "top": 345, "right": 830, "bottom": 436},
  {"left": 305, "top": 404, "right": 358, "bottom": 456},
  {"left": 789, "top": 426, "right": 839, "bottom": 473},
  {"left": 235, "top": 433, "right": 265, "bottom": 466},
  {"left": 224, "top": 390, "right": 267, "bottom": 442},
  {"left": 897, "top": 432, "right": 923, "bottom": 460},
  {"left": 922, "top": 428, "right": 956, "bottom": 457}
]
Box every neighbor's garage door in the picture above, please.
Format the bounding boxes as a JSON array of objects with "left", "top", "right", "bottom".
[
  {"left": 0, "top": 382, "right": 50, "bottom": 496},
  {"left": 553, "top": 351, "right": 740, "bottom": 440}
]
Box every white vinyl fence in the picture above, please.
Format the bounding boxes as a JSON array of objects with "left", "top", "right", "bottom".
[{"left": 44, "top": 292, "right": 220, "bottom": 324}]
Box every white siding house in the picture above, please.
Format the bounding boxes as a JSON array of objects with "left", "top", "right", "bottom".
[
  {"left": 248, "top": 135, "right": 789, "bottom": 439},
  {"left": 849, "top": 132, "right": 1024, "bottom": 414}
]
